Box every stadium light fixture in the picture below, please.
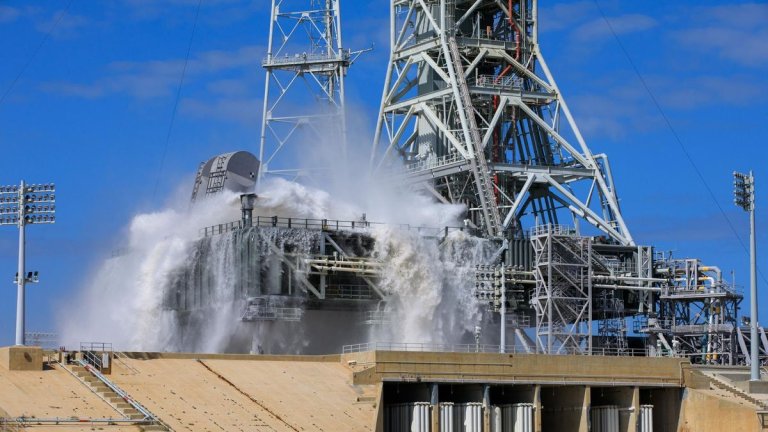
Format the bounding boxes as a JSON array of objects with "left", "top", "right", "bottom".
[
  {"left": 734, "top": 171, "right": 758, "bottom": 381},
  {"left": 0, "top": 181, "right": 56, "bottom": 346}
]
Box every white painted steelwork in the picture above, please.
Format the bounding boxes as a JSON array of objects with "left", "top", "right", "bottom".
[
  {"left": 639, "top": 404, "right": 654, "bottom": 432},
  {"left": 385, "top": 402, "right": 431, "bottom": 432},
  {"left": 590, "top": 405, "right": 619, "bottom": 432},
  {"left": 455, "top": 402, "right": 483, "bottom": 432},
  {"left": 491, "top": 403, "right": 534, "bottom": 432},
  {"left": 440, "top": 402, "right": 455, "bottom": 432}
]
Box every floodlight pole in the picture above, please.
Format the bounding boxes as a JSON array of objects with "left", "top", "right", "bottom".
[
  {"left": 15, "top": 180, "right": 26, "bottom": 346},
  {"left": 749, "top": 173, "right": 758, "bottom": 381},
  {"left": 735, "top": 171, "right": 759, "bottom": 381}
]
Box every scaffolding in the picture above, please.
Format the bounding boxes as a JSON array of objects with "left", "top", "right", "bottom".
[
  {"left": 372, "top": 0, "right": 632, "bottom": 243},
  {"left": 259, "top": 0, "right": 353, "bottom": 181}
]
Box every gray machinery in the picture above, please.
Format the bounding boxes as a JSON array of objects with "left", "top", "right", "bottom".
[{"left": 190, "top": 151, "right": 260, "bottom": 202}]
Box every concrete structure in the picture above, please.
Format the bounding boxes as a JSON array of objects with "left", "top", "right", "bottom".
[
  {"left": 3, "top": 347, "right": 768, "bottom": 431},
  {"left": 0, "top": 346, "right": 42, "bottom": 371}
]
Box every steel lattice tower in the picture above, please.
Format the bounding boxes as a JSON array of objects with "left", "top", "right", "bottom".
[
  {"left": 259, "top": 0, "right": 350, "bottom": 181},
  {"left": 372, "top": 0, "right": 633, "bottom": 244}
]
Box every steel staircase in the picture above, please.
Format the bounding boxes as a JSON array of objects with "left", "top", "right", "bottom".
[{"left": 448, "top": 36, "right": 502, "bottom": 237}]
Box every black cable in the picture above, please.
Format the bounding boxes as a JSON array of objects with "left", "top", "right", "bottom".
[
  {"left": 152, "top": 0, "right": 203, "bottom": 200},
  {"left": 592, "top": 0, "right": 767, "bottom": 286},
  {"left": 0, "top": 0, "right": 75, "bottom": 107}
]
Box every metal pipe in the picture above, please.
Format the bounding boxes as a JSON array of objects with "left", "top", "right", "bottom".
[
  {"left": 500, "top": 267, "right": 506, "bottom": 353},
  {"left": 16, "top": 418, "right": 150, "bottom": 425}
]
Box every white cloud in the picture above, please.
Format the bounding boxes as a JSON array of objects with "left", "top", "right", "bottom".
[
  {"left": 673, "top": 3, "right": 768, "bottom": 67},
  {"left": 41, "top": 45, "right": 264, "bottom": 99},
  {"left": 180, "top": 97, "right": 262, "bottom": 125},
  {"left": 0, "top": 6, "right": 20, "bottom": 23},
  {"left": 33, "top": 10, "right": 90, "bottom": 38},
  {"left": 572, "top": 14, "right": 657, "bottom": 42},
  {"left": 538, "top": 1, "right": 593, "bottom": 32}
]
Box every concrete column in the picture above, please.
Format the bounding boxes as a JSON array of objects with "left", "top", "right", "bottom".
[
  {"left": 580, "top": 385, "right": 591, "bottom": 432},
  {"left": 431, "top": 383, "right": 439, "bottom": 432},
  {"left": 629, "top": 386, "right": 640, "bottom": 432},
  {"left": 534, "top": 385, "right": 542, "bottom": 432},
  {"left": 483, "top": 385, "right": 491, "bottom": 432}
]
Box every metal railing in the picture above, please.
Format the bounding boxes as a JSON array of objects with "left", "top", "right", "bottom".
[
  {"left": 77, "top": 359, "right": 159, "bottom": 422},
  {"left": 263, "top": 50, "right": 350, "bottom": 66},
  {"left": 80, "top": 342, "right": 113, "bottom": 371},
  {"left": 470, "top": 74, "right": 523, "bottom": 90},
  {"left": 342, "top": 341, "right": 651, "bottom": 357},
  {"left": 403, "top": 153, "right": 464, "bottom": 174},
  {"left": 24, "top": 331, "right": 58, "bottom": 349},
  {"left": 325, "top": 284, "right": 376, "bottom": 300},
  {"left": 0, "top": 417, "right": 22, "bottom": 432},
  {"left": 200, "top": 215, "right": 471, "bottom": 239},
  {"left": 530, "top": 224, "right": 577, "bottom": 237},
  {"left": 242, "top": 304, "right": 303, "bottom": 322},
  {"left": 112, "top": 351, "right": 140, "bottom": 375}
]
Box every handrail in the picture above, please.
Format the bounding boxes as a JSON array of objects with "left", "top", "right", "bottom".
[
  {"left": 342, "top": 341, "right": 652, "bottom": 357},
  {"left": 113, "top": 351, "right": 140, "bottom": 375},
  {"left": 78, "top": 360, "right": 163, "bottom": 424},
  {"left": 200, "top": 215, "right": 471, "bottom": 239}
]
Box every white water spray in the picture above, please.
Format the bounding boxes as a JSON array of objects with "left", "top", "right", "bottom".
[{"left": 59, "top": 170, "right": 496, "bottom": 353}]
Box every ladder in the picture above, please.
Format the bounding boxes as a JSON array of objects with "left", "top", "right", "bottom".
[
  {"left": 205, "top": 156, "right": 228, "bottom": 194},
  {"left": 448, "top": 37, "right": 502, "bottom": 237},
  {"left": 189, "top": 162, "right": 206, "bottom": 202}
]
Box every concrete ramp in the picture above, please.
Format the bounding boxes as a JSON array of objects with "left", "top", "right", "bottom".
[
  {"left": 0, "top": 361, "right": 142, "bottom": 431},
  {"left": 110, "top": 355, "right": 379, "bottom": 431}
]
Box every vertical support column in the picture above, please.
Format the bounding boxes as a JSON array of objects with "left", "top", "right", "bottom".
[
  {"left": 579, "top": 385, "right": 591, "bottom": 432},
  {"left": 750, "top": 188, "right": 759, "bottom": 381},
  {"left": 629, "top": 386, "right": 640, "bottom": 432},
  {"left": 320, "top": 233, "right": 327, "bottom": 299},
  {"left": 500, "top": 267, "right": 506, "bottom": 353},
  {"left": 483, "top": 384, "right": 491, "bottom": 432},
  {"left": 547, "top": 233, "right": 553, "bottom": 353},
  {"left": 15, "top": 180, "right": 26, "bottom": 346},
  {"left": 534, "top": 385, "right": 542, "bottom": 432},
  {"left": 587, "top": 239, "right": 593, "bottom": 355},
  {"left": 431, "top": 383, "right": 439, "bottom": 432}
]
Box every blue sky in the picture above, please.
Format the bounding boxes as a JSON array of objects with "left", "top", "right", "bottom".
[{"left": 0, "top": 0, "right": 766, "bottom": 346}]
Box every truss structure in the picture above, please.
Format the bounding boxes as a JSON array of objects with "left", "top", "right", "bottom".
[
  {"left": 530, "top": 225, "right": 592, "bottom": 354},
  {"left": 259, "top": 0, "right": 352, "bottom": 181},
  {"left": 372, "top": 0, "right": 632, "bottom": 243}
]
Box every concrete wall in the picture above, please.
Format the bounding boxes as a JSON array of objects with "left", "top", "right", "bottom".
[
  {"left": 591, "top": 386, "right": 638, "bottom": 432},
  {"left": 678, "top": 388, "right": 764, "bottom": 432},
  {"left": 350, "top": 351, "right": 686, "bottom": 387},
  {"left": 641, "top": 388, "right": 682, "bottom": 432},
  {"left": 541, "top": 385, "right": 588, "bottom": 432},
  {"left": 0, "top": 346, "right": 42, "bottom": 371},
  {"left": 122, "top": 351, "right": 341, "bottom": 362}
]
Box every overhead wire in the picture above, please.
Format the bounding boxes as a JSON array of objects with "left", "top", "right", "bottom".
[
  {"left": 0, "top": 0, "right": 75, "bottom": 107},
  {"left": 591, "top": 0, "right": 767, "bottom": 286},
  {"left": 152, "top": 0, "right": 203, "bottom": 200}
]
